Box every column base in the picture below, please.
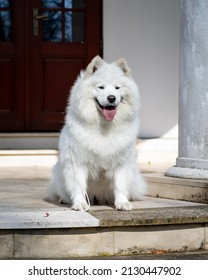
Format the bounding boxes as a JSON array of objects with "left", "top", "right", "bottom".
[
  {"left": 177, "top": 157, "right": 208, "bottom": 170},
  {"left": 165, "top": 166, "right": 208, "bottom": 180}
]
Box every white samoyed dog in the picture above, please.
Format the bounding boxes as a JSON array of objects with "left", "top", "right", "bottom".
[{"left": 48, "top": 56, "right": 146, "bottom": 211}]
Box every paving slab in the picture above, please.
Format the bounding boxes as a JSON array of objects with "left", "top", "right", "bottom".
[
  {"left": 0, "top": 211, "right": 99, "bottom": 229},
  {"left": 90, "top": 206, "right": 208, "bottom": 227}
]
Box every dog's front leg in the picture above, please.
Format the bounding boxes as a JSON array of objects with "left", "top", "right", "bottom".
[
  {"left": 114, "top": 167, "right": 133, "bottom": 211},
  {"left": 64, "top": 164, "right": 89, "bottom": 211}
]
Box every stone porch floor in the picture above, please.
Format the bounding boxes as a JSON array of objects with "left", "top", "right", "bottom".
[
  {"left": 0, "top": 166, "right": 205, "bottom": 228},
  {"left": 0, "top": 138, "right": 208, "bottom": 258}
]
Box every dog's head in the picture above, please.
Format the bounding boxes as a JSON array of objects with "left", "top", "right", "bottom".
[
  {"left": 86, "top": 56, "right": 132, "bottom": 121},
  {"left": 69, "top": 56, "right": 140, "bottom": 125}
]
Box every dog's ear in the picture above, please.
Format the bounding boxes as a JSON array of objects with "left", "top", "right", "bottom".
[
  {"left": 86, "top": 55, "right": 104, "bottom": 76},
  {"left": 116, "top": 58, "right": 131, "bottom": 76}
]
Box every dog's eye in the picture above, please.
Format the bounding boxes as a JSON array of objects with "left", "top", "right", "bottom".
[
  {"left": 98, "top": 85, "right": 105, "bottom": 90},
  {"left": 115, "top": 86, "right": 120, "bottom": 90}
]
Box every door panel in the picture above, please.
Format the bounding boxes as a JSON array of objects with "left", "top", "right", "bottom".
[
  {"left": 0, "top": 58, "right": 13, "bottom": 111},
  {"left": 0, "top": 0, "right": 102, "bottom": 131},
  {"left": 0, "top": 0, "right": 25, "bottom": 130},
  {"left": 43, "top": 58, "right": 83, "bottom": 112}
]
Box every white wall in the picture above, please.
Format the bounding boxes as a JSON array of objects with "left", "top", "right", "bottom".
[{"left": 103, "top": 0, "right": 180, "bottom": 138}]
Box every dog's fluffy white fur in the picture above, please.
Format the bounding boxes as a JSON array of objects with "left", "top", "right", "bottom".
[{"left": 48, "top": 56, "right": 146, "bottom": 211}]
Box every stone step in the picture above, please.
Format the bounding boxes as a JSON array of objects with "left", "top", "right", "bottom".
[
  {"left": 1, "top": 144, "right": 208, "bottom": 259},
  {"left": 144, "top": 172, "right": 208, "bottom": 204},
  {"left": 0, "top": 165, "right": 208, "bottom": 259},
  {"left": 0, "top": 149, "right": 58, "bottom": 167},
  {"left": 0, "top": 133, "right": 59, "bottom": 150},
  {"left": 0, "top": 204, "right": 208, "bottom": 259}
]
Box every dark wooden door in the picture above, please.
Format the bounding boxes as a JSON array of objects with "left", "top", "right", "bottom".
[{"left": 0, "top": 0, "right": 102, "bottom": 131}]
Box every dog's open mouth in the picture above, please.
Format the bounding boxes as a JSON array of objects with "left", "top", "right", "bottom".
[{"left": 95, "top": 99, "right": 117, "bottom": 121}]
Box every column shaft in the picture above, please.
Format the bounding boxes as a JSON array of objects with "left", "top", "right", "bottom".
[{"left": 166, "top": 0, "right": 208, "bottom": 178}]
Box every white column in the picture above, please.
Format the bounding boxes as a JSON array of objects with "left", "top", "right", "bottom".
[{"left": 166, "top": 0, "right": 208, "bottom": 179}]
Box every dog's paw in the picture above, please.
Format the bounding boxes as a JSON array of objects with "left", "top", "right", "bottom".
[
  {"left": 115, "top": 200, "right": 133, "bottom": 211},
  {"left": 71, "top": 201, "right": 89, "bottom": 211}
]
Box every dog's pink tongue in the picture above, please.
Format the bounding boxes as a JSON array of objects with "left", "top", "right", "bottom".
[{"left": 102, "top": 107, "right": 117, "bottom": 121}]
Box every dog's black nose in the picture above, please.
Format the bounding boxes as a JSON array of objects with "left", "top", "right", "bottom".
[{"left": 107, "top": 95, "right": 116, "bottom": 103}]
